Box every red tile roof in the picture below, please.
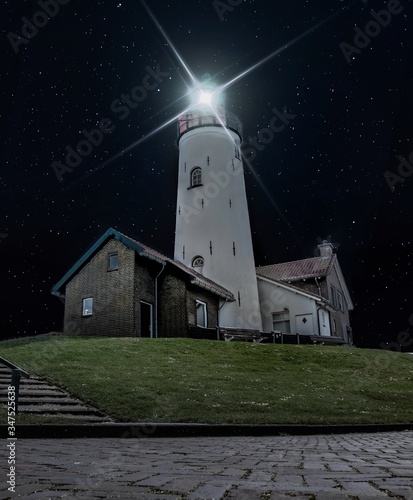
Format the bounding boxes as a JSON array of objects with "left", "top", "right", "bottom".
[{"left": 256, "top": 255, "right": 336, "bottom": 282}]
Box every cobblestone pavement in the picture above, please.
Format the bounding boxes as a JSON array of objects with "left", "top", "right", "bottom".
[{"left": 1, "top": 431, "right": 412, "bottom": 499}]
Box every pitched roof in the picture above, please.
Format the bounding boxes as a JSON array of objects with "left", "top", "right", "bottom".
[
  {"left": 51, "top": 228, "right": 234, "bottom": 301},
  {"left": 256, "top": 274, "right": 323, "bottom": 301},
  {"left": 256, "top": 255, "right": 336, "bottom": 282}
]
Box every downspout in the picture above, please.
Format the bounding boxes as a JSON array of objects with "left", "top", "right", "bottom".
[
  {"left": 316, "top": 307, "right": 322, "bottom": 336},
  {"left": 314, "top": 278, "right": 323, "bottom": 337},
  {"left": 154, "top": 262, "right": 166, "bottom": 338}
]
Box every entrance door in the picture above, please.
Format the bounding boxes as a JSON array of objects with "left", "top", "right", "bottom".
[
  {"left": 140, "top": 302, "right": 153, "bottom": 338},
  {"left": 318, "top": 309, "right": 331, "bottom": 336},
  {"left": 295, "top": 313, "right": 313, "bottom": 336}
]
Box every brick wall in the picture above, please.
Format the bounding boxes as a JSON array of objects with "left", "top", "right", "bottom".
[
  {"left": 158, "top": 273, "right": 187, "bottom": 337},
  {"left": 63, "top": 239, "right": 135, "bottom": 336},
  {"left": 294, "top": 278, "right": 328, "bottom": 298}
]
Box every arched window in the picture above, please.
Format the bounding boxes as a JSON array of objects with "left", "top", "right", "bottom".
[
  {"left": 192, "top": 256, "right": 204, "bottom": 268},
  {"left": 190, "top": 167, "right": 202, "bottom": 187}
]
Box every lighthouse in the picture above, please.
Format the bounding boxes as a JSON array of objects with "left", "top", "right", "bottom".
[{"left": 174, "top": 76, "right": 263, "bottom": 330}]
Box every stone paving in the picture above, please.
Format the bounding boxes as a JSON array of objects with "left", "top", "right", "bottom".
[{"left": 1, "top": 431, "right": 412, "bottom": 499}]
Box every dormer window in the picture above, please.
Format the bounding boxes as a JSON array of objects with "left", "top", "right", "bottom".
[
  {"left": 190, "top": 167, "right": 202, "bottom": 187},
  {"left": 192, "top": 256, "right": 204, "bottom": 268}
]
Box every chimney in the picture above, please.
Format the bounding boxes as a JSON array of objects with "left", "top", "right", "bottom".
[{"left": 318, "top": 241, "right": 334, "bottom": 258}]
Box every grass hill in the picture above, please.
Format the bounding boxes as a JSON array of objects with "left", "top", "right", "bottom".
[{"left": 1, "top": 336, "right": 412, "bottom": 425}]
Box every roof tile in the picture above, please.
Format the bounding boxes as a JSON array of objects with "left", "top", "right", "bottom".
[{"left": 256, "top": 255, "right": 336, "bottom": 282}]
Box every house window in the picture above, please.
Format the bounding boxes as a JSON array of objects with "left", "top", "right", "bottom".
[
  {"left": 108, "top": 252, "right": 118, "bottom": 271},
  {"left": 190, "top": 167, "right": 202, "bottom": 187},
  {"left": 331, "top": 285, "right": 344, "bottom": 312},
  {"left": 331, "top": 286, "right": 337, "bottom": 307},
  {"left": 196, "top": 300, "right": 207, "bottom": 328},
  {"left": 272, "top": 309, "right": 290, "bottom": 333},
  {"left": 82, "top": 298, "right": 93, "bottom": 316},
  {"left": 337, "top": 291, "right": 344, "bottom": 312},
  {"left": 192, "top": 256, "right": 204, "bottom": 268},
  {"left": 333, "top": 319, "right": 337, "bottom": 335}
]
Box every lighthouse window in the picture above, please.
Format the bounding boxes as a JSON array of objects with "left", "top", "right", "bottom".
[
  {"left": 190, "top": 167, "right": 202, "bottom": 187},
  {"left": 192, "top": 256, "right": 204, "bottom": 268}
]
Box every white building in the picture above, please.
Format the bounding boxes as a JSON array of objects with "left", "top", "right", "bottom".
[
  {"left": 256, "top": 242, "right": 354, "bottom": 345},
  {"left": 174, "top": 80, "right": 262, "bottom": 331}
]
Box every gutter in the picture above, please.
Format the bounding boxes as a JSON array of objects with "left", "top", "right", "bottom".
[
  {"left": 154, "top": 262, "right": 166, "bottom": 338},
  {"left": 190, "top": 278, "right": 234, "bottom": 302}
]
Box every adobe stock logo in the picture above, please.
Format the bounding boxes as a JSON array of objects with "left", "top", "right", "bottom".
[
  {"left": 339, "top": 0, "right": 404, "bottom": 64},
  {"left": 213, "top": 0, "right": 243, "bottom": 22},
  {"left": 242, "top": 106, "right": 297, "bottom": 162},
  {"left": 51, "top": 64, "right": 169, "bottom": 183},
  {"left": 384, "top": 150, "right": 413, "bottom": 193},
  {"left": 7, "top": 0, "right": 71, "bottom": 55}
]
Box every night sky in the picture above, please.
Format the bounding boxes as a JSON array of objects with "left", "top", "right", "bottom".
[{"left": 1, "top": 0, "right": 412, "bottom": 349}]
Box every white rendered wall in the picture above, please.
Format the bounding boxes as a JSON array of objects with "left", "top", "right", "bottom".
[
  {"left": 257, "top": 277, "right": 320, "bottom": 334},
  {"left": 174, "top": 124, "right": 263, "bottom": 330}
]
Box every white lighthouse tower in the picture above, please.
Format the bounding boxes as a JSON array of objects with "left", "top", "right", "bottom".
[{"left": 174, "top": 76, "right": 262, "bottom": 330}]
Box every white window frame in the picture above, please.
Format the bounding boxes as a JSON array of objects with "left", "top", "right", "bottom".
[
  {"left": 192, "top": 256, "right": 204, "bottom": 268},
  {"left": 82, "top": 297, "right": 94, "bottom": 316},
  {"left": 190, "top": 167, "right": 202, "bottom": 187},
  {"left": 195, "top": 300, "right": 207, "bottom": 328}
]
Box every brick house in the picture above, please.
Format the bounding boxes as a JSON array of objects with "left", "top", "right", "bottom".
[
  {"left": 51, "top": 228, "right": 234, "bottom": 338},
  {"left": 256, "top": 242, "right": 354, "bottom": 345}
]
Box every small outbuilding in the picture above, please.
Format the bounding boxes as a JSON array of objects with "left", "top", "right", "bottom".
[{"left": 51, "top": 228, "right": 234, "bottom": 338}]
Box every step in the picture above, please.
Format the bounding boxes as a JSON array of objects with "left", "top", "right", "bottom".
[
  {"left": 19, "top": 405, "right": 101, "bottom": 414},
  {"left": 35, "top": 413, "right": 112, "bottom": 422},
  {"left": 7, "top": 390, "right": 72, "bottom": 397},
  {"left": 2, "top": 383, "right": 67, "bottom": 391},
  {"left": 0, "top": 397, "right": 83, "bottom": 405},
  {"left": 0, "top": 361, "right": 113, "bottom": 422}
]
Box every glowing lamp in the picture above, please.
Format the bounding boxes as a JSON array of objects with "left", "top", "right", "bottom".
[{"left": 199, "top": 91, "right": 212, "bottom": 105}]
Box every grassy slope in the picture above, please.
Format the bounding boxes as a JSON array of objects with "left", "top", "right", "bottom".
[{"left": 1, "top": 336, "right": 412, "bottom": 424}]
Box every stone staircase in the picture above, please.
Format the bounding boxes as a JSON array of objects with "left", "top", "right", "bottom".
[{"left": 0, "top": 361, "right": 113, "bottom": 423}]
